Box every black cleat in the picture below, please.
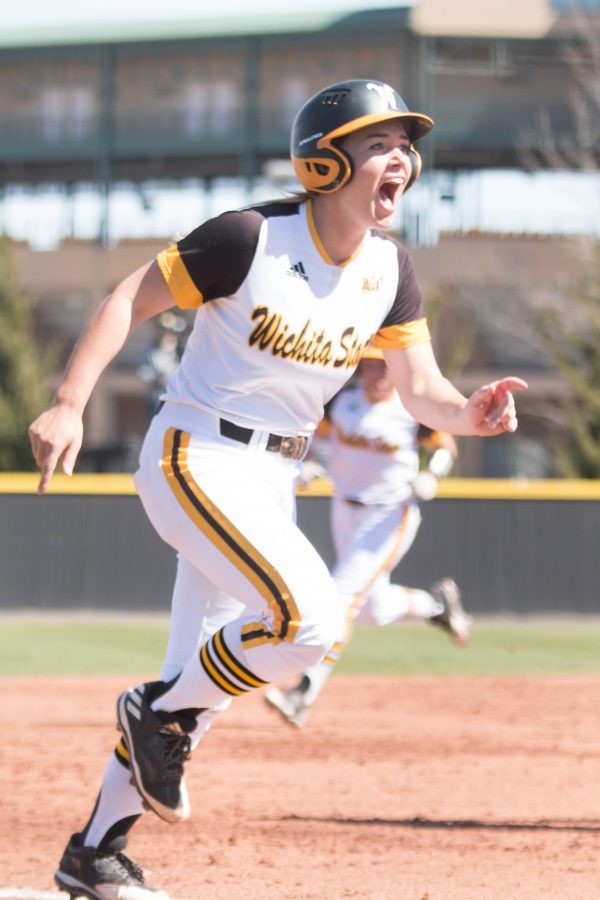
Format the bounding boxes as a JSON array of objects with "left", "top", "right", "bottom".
[
  {"left": 55, "top": 832, "right": 169, "bottom": 899},
  {"left": 116, "top": 683, "right": 196, "bottom": 824}
]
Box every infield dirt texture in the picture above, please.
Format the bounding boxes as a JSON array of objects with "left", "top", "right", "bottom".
[{"left": 2, "top": 674, "right": 600, "bottom": 899}]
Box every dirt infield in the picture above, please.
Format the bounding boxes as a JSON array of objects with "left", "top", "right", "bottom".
[{"left": 3, "top": 675, "right": 600, "bottom": 899}]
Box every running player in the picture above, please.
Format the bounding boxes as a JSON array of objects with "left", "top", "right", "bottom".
[
  {"left": 29, "top": 79, "right": 526, "bottom": 898},
  {"left": 265, "top": 347, "right": 472, "bottom": 728}
]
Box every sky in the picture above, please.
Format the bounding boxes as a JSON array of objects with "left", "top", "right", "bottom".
[{"left": 2, "top": 0, "right": 411, "bottom": 30}]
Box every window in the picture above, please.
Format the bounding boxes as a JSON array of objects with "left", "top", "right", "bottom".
[
  {"left": 40, "top": 86, "right": 94, "bottom": 142},
  {"left": 181, "top": 80, "right": 239, "bottom": 137}
]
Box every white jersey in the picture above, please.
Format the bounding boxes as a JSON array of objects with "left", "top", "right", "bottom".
[
  {"left": 329, "top": 386, "right": 421, "bottom": 505},
  {"left": 157, "top": 198, "right": 429, "bottom": 437}
]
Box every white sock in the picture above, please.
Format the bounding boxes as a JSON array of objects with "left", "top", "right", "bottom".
[
  {"left": 82, "top": 751, "right": 144, "bottom": 848},
  {"left": 359, "top": 586, "right": 443, "bottom": 626},
  {"left": 406, "top": 588, "right": 445, "bottom": 620},
  {"left": 300, "top": 660, "right": 334, "bottom": 706}
]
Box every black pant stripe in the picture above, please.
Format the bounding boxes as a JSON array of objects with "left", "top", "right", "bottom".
[{"left": 170, "top": 429, "right": 293, "bottom": 640}]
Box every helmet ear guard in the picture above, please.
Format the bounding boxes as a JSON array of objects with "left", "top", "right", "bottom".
[
  {"left": 291, "top": 142, "right": 352, "bottom": 194},
  {"left": 293, "top": 140, "right": 422, "bottom": 195},
  {"left": 406, "top": 145, "right": 422, "bottom": 191},
  {"left": 290, "top": 79, "right": 432, "bottom": 195}
]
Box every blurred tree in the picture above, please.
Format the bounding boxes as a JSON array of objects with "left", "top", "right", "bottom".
[
  {"left": 0, "top": 238, "right": 57, "bottom": 470},
  {"left": 520, "top": 4, "right": 600, "bottom": 476},
  {"left": 537, "top": 254, "right": 600, "bottom": 477},
  {"left": 520, "top": 3, "right": 600, "bottom": 170},
  {"left": 425, "top": 287, "right": 475, "bottom": 378}
]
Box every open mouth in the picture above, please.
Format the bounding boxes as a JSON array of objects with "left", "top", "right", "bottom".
[{"left": 378, "top": 180, "right": 402, "bottom": 212}]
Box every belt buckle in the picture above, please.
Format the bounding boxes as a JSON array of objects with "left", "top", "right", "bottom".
[{"left": 279, "top": 435, "right": 306, "bottom": 461}]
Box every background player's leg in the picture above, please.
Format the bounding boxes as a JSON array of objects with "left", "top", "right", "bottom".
[
  {"left": 358, "top": 578, "right": 444, "bottom": 626},
  {"left": 266, "top": 501, "right": 421, "bottom": 726}
]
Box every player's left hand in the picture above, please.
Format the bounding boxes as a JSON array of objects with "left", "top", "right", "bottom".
[{"left": 463, "top": 377, "right": 528, "bottom": 436}]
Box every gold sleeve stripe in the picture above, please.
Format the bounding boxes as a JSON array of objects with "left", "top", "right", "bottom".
[
  {"left": 213, "top": 628, "right": 267, "bottom": 689},
  {"left": 161, "top": 427, "right": 301, "bottom": 644},
  {"left": 200, "top": 640, "right": 246, "bottom": 696},
  {"left": 157, "top": 245, "right": 204, "bottom": 309},
  {"left": 374, "top": 318, "right": 430, "bottom": 349}
]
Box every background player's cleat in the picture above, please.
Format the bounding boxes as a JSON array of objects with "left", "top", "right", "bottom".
[
  {"left": 55, "top": 832, "right": 170, "bottom": 899},
  {"left": 117, "top": 683, "right": 194, "bottom": 824},
  {"left": 264, "top": 685, "right": 310, "bottom": 728},
  {"left": 429, "top": 578, "right": 473, "bottom": 647}
]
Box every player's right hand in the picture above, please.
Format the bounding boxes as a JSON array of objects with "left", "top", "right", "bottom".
[{"left": 28, "top": 403, "right": 84, "bottom": 495}]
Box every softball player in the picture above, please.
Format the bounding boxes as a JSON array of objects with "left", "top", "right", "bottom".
[
  {"left": 265, "top": 347, "right": 472, "bottom": 728},
  {"left": 29, "top": 79, "right": 526, "bottom": 898}
]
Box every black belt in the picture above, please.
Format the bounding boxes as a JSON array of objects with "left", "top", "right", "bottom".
[
  {"left": 219, "top": 418, "right": 307, "bottom": 461},
  {"left": 343, "top": 496, "right": 403, "bottom": 508}
]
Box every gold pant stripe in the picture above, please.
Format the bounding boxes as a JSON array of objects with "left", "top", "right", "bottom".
[
  {"left": 161, "top": 427, "right": 300, "bottom": 643},
  {"left": 239, "top": 622, "right": 279, "bottom": 649},
  {"left": 340, "top": 503, "right": 412, "bottom": 645}
]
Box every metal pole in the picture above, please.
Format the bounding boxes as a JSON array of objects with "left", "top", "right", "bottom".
[
  {"left": 97, "top": 46, "right": 115, "bottom": 247},
  {"left": 241, "top": 38, "right": 259, "bottom": 200}
]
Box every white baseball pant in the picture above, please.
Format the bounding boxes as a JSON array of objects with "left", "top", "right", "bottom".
[
  {"left": 132, "top": 405, "right": 345, "bottom": 712},
  {"left": 324, "top": 495, "right": 422, "bottom": 661}
]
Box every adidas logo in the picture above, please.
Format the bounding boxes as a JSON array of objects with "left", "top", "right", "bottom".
[
  {"left": 126, "top": 687, "right": 144, "bottom": 720},
  {"left": 286, "top": 261, "right": 308, "bottom": 281}
]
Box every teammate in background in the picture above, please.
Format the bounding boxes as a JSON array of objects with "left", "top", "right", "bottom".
[
  {"left": 265, "top": 347, "right": 471, "bottom": 728},
  {"left": 137, "top": 312, "right": 186, "bottom": 421},
  {"left": 28, "top": 78, "right": 526, "bottom": 899}
]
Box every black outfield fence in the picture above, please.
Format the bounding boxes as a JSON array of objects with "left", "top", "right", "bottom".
[{"left": 1, "top": 475, "right": 598, "bottom": 616}]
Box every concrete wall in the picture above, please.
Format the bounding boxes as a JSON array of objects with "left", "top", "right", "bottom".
[{"left": 1, "top": 479, "right": 598, "bottom": 616}]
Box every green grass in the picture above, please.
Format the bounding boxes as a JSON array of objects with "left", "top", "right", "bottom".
[
  {"left": 2, "top": 616, "right": 600, "bottom": 677},
  {"left": 0, "top": 619, "right": 170, "bottom": 677},
  {"left": 337, "top": 621, "right": 600, "bottom": 676}
]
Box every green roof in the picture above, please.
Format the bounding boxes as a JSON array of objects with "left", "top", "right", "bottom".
[{"left": 1, "top": 8, "right": 408, "bottom": 48}]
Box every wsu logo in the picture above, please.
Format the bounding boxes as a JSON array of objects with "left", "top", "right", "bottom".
[
  {"left": 362, "top": 275, "right": 383, "bottom": 293},
  {"left": 366, "top": 82, "right": 397, "bottom": 110}
]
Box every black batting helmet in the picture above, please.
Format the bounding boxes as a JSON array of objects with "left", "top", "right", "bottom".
[{"left": 290, "top": 79, "right": 434, "bottom": 194}]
